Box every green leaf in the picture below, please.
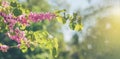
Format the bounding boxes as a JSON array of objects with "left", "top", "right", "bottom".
[
  {"left": 56, "top": 16, "right": 63, "bottom": 24},
  {"left": 10, "top": 1, "right": 17, "bottom": 7},
  {"left": 20, "top": 40, "right": 28, "bottom": 53},
  {"left": 52, "top": 47, "right": 57, "bottom": 57},
  {"left": 25, "top": 9, "right": 30, "bottom": 14},
  {"left": 73, "top": 13, "right": 77, "bottom": 17},
  {"left": 54, "top": 9, "right": 66, "bottom": 13},
  {"left": 69, "top": 23, "right": 76, "bottom": 30},
  {"left": 61, "top": 9, "right": 66, "bottom": 12},
  {"left": 30, "top": 44, "right": 35, "bottom": 51},
  {"left": 13, "top": 8, "right": 22, "bottom": 16},
  {"left": 21, "top": 47, "right": 27, "bottom": 53},
  {"left": 74, "top": 24, "right": 83, "bottom": 31},
  {"left": 20, "top": 25, "right": 26, "bottom": 30},
  {"left": 77, "top": 16, "right": 82, "bottom": 24},
  {"left": 53, "top": 38, "right": 58, "bottom": 57}
]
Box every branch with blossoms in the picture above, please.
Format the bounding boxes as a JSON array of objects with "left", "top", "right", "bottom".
[
  {"left": 0, "top": 0, "right": 82, "bottom": 57},
  {"left": 0, "top": 0, "right": 56, "bottom": 53}
]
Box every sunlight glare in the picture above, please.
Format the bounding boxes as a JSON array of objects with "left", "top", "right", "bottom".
[{"left": 111, "top": 7, "right": 120, "bottom": 16}]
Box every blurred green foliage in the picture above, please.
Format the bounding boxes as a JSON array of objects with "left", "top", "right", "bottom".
[{"left": 22, "top": 0, "right": 51, "bottom": 12}]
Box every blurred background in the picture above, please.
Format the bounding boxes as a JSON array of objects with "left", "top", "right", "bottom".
[{"left": 0, "top": 0, "right": 120, "bottom": 59}]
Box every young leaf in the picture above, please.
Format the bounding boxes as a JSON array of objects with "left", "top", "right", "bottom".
[
  {"left": 10, "top": 1, "right": 17, "bottom": 7},
  {"left": 30, "top": 44, "right": 35, "bottom": 51},
  {"left": 69, "top": 23, "right": 76, "bottom": 30},
  {"left": 52, "top": 47, "right": 57, "bottom": 57},
  {"left": 20, "top": 40, "right": 28, "bottom": 53},
  {"left": 20, "top": 25, "right": 26, "bottom": 30},
  {"left": 74, "top": 24, "right": 83, "bottom": 31},
  {"left": 56, "top": 16, "right": 63, "bottom": 24}
]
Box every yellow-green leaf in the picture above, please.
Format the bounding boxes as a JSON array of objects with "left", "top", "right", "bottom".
[
  {"left": 56, "top": 16, "right": 63, "bottom": 23},
  {"left": 20, "top": 25, "right": 26, "bottom": 30},
  {"left": 74, "top": 24, "right": 83, "bottom": 31},
  {"left": 30, "top": 44, "right": 35, "bottom": 51},
  {"left": 21, "top": 47, "right": 27, "bottom": 53},
  {"left": 20, "top": 40, "right": 28, "bottom": 53}
]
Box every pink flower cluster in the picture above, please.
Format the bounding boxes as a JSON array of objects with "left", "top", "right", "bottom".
[
  {"left": 0, "top": 45, "right": 9, "bottom": 52},
  {"left": 1, "top": 1, "right": 10, "bottom": 8},
  {"left": 29, "top": 12, "right": 55, "bottom": 22},
  {"left": 0, "top": 12, "right": 29, "bottom": 30},
  {"left": 18, "top": 14, "right": 29, "bottom": 26},
  {"left": 7, "top": 28, "right": 27, "bottom": 43},
  {"left": 0, "top": 0, "right": 57, "bottom": 52},
  {"left": 0, "top": 12, "right": 55, "bottom": 43},
  {"left": 0, "top": 12, "right": 28, "bottom": 44},
  {"left": 0, "top": 11, "right": 55, "bottom": 52}
]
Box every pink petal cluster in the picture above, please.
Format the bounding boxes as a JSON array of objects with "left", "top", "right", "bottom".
[
  {"left": 0, "top": 12, "right": 55, "bottom": 44},
  {"left": 17, "top": 14, "right": 29, "bottom": 26},
  {"left": 0, "top": 12, "right": 30, "bottom": 48},
  {"left": 0, "top": 0, "right": 57, "bottom": 52},
  {"left": 28, "top": 12, "right": 55, "bottom": 22},
  {"left": 0, "top": 12, "right": 29, "bottom": 31},
  {"left": 7, "top": 28, "right": 26, "bottom": 43},
  {"left": 0, "top": 45, "right": 9, "bottom": 52},
  {"left": 1, "top": 1, "right": 10, "bottom": 8},
  {"left": 0, "top": 11, "right": 56, "bottom": 51}
]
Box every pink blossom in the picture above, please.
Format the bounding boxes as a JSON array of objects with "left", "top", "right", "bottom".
[
  {"left": 17, "top": 44, "right": 21, "bottom": 48},
  {"left": 7, "top": 28, "right": 27, "bottom": 43},
  {"left": 18, "top": 15, "right": 29, "bottom": 26},
  {"left": 0, "top": 45, "right": 9, "bottom": 52},
  {"left": 28, "top": 12, "right": 55, "bottom": 22},
  {"left": 44, "top": 12, "right": 55, "bottom": 20},
  {"left": 0, "top": 11, "right": 56, "bottom": 49},
  {"left": 10, "top": 35, "right": 20, "bottom": 43},
  {"left": 1, "top": 1, "right": 9, "bottom": 8}
]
